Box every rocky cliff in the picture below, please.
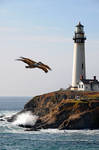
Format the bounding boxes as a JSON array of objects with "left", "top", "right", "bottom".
[
  {"left": 7, "top": 90, "right": 99, "bottom": 130},
  {"left": 22, "top": 90, "right": 99, "bottom": 130}
]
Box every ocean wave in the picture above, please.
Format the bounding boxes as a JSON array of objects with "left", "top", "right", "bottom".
[{"left": 12, "top": 111, "right": 38, "bottom": 126}]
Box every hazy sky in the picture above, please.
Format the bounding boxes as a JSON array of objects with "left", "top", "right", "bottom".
[{"left": 0, "top": 0, "right": 99, "bottom": 96}]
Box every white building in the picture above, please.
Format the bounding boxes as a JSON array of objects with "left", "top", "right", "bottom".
[
  {"left": 78, "top": 76, "right": 99, "bottom": 91},
  {"left": 71, "top": 22, "right": 99, "bottom": 91}
]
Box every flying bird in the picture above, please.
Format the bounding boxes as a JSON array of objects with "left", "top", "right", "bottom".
[{"left": 16, "top": 57, "right": 51, "bottom": 73}]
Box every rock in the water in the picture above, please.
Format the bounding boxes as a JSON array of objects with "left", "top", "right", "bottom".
[{"left": 0, "top": 119, "right": 5, "bottom": 121}]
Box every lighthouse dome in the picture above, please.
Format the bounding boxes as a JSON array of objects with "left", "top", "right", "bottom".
[{"left": 75, "top": 22, "right": 84, "bottom": 33}]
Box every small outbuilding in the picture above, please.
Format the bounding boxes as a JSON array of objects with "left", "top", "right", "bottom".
[{"left": 78, "top": 76, "right": 99, "bottom": 91}]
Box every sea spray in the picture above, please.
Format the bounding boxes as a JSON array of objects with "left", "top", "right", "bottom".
[{"left": 12, "top": 111, "right": 38, "bottom": 127}]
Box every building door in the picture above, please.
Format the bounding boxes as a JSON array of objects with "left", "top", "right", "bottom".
[{"left": 90, "top": 83, "right": 93, "bottom": 91}]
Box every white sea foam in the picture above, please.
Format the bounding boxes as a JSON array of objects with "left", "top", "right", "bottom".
[
  {"left": 40, "top": 129, "right": 65, "bottom": 134},
  {"left": 12, "top": 111, "right": 38, "bottom": 126},
  {"left": 40, "top": 129, "right": 99, "bottom": 135},
  {"left": 63, "top": 129, "right": 99, "bottom": 135}
]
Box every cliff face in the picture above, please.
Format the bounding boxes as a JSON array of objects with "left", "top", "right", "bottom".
[{"left": 24, "top": 90, "right": 99, "bottom": 130}]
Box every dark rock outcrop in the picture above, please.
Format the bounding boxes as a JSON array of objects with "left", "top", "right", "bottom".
[{"left": 7, "top": 90, "right": 99, "bottom": 130}]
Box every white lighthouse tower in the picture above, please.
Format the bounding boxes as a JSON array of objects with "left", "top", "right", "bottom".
[{"left": 71, "top": 22, "right": 86, "bottom": 90}]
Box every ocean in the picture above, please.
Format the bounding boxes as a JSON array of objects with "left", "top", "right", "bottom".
[{"left": 0, "top": 97, "right": 99, "bottom": 150}]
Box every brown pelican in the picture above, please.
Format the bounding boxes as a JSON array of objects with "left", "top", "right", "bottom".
[{"left": 16, "top": 57, "right": 51, "bottom": 73}]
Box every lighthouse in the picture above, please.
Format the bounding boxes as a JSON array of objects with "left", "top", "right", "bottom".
[
  {"left": 71, "top": 22, "right": 99, "bottom": 91},
  {"left": 71, "top": 22, "right": 86, "bottom": 90}
]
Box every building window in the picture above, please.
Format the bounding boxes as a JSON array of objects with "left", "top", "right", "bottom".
[{"left": 82, "top": 64, "right": 83, "bottom": 69}]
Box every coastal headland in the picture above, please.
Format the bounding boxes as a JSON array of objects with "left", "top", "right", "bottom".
[{"left": 7, "top": 90, "right": 99, "bottom": 130}]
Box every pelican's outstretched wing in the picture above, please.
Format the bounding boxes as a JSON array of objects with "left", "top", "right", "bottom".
[
  {"left": 16, "top": 57, "right": 36, "bottom": 65},
  {"left": 37, "top": 65, "right": 48, "bottom": 73}
]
